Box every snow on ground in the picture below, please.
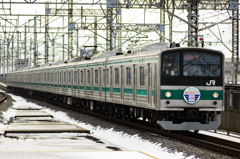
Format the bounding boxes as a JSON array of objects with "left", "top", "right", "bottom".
[
  {"left": 3, "top": 93, "right": 196, "bottom": 159},
  {"left": 197, "top": 130, "right": 240, "bottom": 143}
]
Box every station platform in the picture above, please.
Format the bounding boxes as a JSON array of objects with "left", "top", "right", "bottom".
[
  {"left": 0, "top": 105, "right": 156, "bottom": 159},
  {"left": 4, "top": 108, "right": 90, "bottom": 134}
]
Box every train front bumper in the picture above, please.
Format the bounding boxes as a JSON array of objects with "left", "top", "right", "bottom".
[{"left": 158, "top": 114, "right": 221, "bottom": 130}]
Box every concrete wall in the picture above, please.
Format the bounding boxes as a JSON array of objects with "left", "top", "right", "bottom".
[{"left": 219, "top": 109, "right": 240, "bottom": 133}]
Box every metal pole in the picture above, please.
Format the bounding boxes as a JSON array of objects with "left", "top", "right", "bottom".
[
  {"left": 24, "top": 25, "right": 27, "bottom": 60},
  {"left": 7, "top": 39, "right": 9, "bottom": 73},
  {"left": 52, "top": 38, "right": 54, "bottom": 63},
  {"left": 3, "top": 40, "right": 5, "bottom": 77},
  {"left": 17, "top": 31, "right": 19, "bottom": 62},
  {"left": 12, "top": 35, "right": 13, "bottom": 70},
  {"left": 76, "top": 29, "right": 78, "bottom": 57},
  {"left": 63, "top": 34, "right": 64, "bottom": 60},
  {"left": 37, "top": 43, "right": 38, "bottom": 65},
  {"left": 34, "top": 16, "right": 37, "bottom": 66},
  {"left": 30, "top": 38, "right": 32, "bottom": 67}
]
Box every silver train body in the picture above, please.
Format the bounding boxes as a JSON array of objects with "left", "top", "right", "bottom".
[{"left": 6, "top": 46, "right": 225, "bottom": 130}]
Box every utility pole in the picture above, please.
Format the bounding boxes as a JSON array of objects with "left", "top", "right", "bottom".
[
  {"left": 68, "top": 0, "right": 73, "bottom": 59},
  {"left": 76, "top": 29, "right": 79, "bottom": 57},
  {"left": 34, "top": 16, "right": 37, "bottom": 66},
  {"left": 52, "top": 38, "right": 54, "bottom": 63},
  {"left": 187, "top": 0, "right": 199, "bottom": 47},
  {"left": 45, "top": 2, "right": 49, "bottom": 63},
  {"left": 12, "top": 35, "right": 14, "bottom": 70},
  {"left": 24, "top": 25, "right": 27, "bottom": 60},
  {"left": 63, "top": 34, "right": 65, "bottom": 61}
]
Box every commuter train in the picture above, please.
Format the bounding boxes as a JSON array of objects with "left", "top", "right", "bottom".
[{"left": 6, "top": 43, "right": 225, "bottom": 131}]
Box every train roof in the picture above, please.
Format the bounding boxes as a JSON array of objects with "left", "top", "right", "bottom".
[{"left": 7, "top": 47, "right": 223, "bottom": 74}]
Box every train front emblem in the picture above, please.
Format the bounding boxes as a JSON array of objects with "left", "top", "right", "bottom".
[{"left": 183, "top": 86, "right": 201, "bottom": 104}]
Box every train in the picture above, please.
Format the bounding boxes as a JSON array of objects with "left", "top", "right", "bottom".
[{"left": 6, "top": 43, "right": 225, "bottom": 131}]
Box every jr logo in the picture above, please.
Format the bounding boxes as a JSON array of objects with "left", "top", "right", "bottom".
[{"left": 206, "top": 80, "right": 216, "bottom": 86}]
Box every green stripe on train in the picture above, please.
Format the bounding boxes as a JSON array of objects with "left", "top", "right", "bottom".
[{"left": 161, "top": 90, "right": 223, "bottom": 100}]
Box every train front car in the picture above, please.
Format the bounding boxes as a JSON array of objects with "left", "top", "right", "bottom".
[{"left": 158, "top": 47, "right": 224, "bottom": 131}]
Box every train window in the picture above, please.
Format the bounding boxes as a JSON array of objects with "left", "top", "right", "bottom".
[
  {"left": 64, "top": 72, "right": 66, "bottom": 83},
  {"left": 115, "top": 68, "right": 119, "bottom": 85},
  {"left": 126, "top": 67, "right": 131, "bottom": 86},
  {"left": 149, "top": 66, "right": 152, "bottom": 86},
  {"left": 107, "top": 69, "right": 109, "bottom": 85},
  {"left": 59, "top": 72, "right": 62, "bottom": 83},
  {"left": 95, "top": 70, "right": 98, "bottom": 84},
  {"left": 110, "top": 68, "right": 112, "bottom": 85},
  {"left": 103, "top": 69, "right": 105, "bottom": 85},
  {"left": 74, "top": 71, "right": 77, "bottom": 84},
  {"left": 183, "top": 52, "right": 221, "bottom": 76},
  {"left": 140, "top": 66, "right": 145, "bottom": 86},
  {"left": 162, "top": 52, "right": 179, "bottom": 76},
  {"left": 87, "top": 70, "right": 90, "bottom": 84},
  {"left": 99, "top": 69, "right": 101, "bottom": 85},
  {"left": 69, "top": 71, "right": 71, "bottom": 83},
  {"left": 81, "top": 71, "right": 83, "bottom": 84}
]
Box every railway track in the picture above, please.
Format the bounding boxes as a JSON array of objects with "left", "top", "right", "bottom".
[
  {"left": 5, "top": 89, "right": 240, "bottom": 157},
  {"left": 0, "top": 84, "right": 7, "bottom": 103}
]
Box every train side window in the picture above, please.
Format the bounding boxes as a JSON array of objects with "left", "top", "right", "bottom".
[
  {"left": 95, "top": 70, "right": 98, "bottom": 84},
  {"left": 140, "top": 66, "right": 145, "bottom": 86},
  {"left": 59, "top": 72, "right": 62, "bottom": 83},
  {"left": 69, "top": 71, "right": 71, "bottom": 83},
  {"left": 99, "top": 69, "right": 101, "bottom": 85},
  {"left": 87, "top": 70, "right": 90, "bottom": 84},
  {"left": 110, "top": 68, "right": 112, "bottom": 85},
  {"left": 103, "top": 69, "right": 105, "bottom": 85},
  {"left": 64, "top": 72, "right": 66, "bottom": 83},
  {"left": 107, "top": 69, "right": 109, "bottom": 85},
  {"left": 115, "top": 68, "right": 119, "bottom": 85},
  {"left": 74, "top": 71, "right": 77, "bottom": 84},
  {"left": 81, "top": 71, "right": 83, "bottom": 84},
  {"left": 149, "top": 66, "right": 152, "bottom": 86},
  {"left": 126, "top": 67, "right": 131, "bottom": 86}
]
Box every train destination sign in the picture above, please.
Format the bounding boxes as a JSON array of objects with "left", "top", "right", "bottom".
[{"left": 183, "top": 86, "right": 201, "bottom": 104}]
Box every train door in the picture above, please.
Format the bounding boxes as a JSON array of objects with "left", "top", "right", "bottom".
[
  {"left": 148, "top": 63, "right": 153, "bottom": 106},
  {"left": 133, "top": 65, "right": 136, "bottom": 103},
  {"left": 70, "top": 70, "right": 73, "bottom": 94},
  {"left": 91, "top": 68, "right": 93, "bottom": 97},
  {"left": 110, "top": 67, "right": 113, "bottom": 100},
  {"left": 84, "top": 69, "right": 86, "bottom": 96},
  {"left": 63, "top": 70, "right": 66, "bottom": 94},
  {"left": 137, "top": 64, "right": 148, "bottom": 106},
  {"left": 153, "top": 64, "right": 157, "bottom": 107},
  {"left": 121, "top": 66, "right": 124, "bottom": 101},
  {"left": 112, "top": 66, "right": 120, "bottom": 102},
  {"left": 73, "top": 70, "right": 77, "bottom": 95},
  {"left": 99, "top": 68, "right": 102, "bottom": 100}
]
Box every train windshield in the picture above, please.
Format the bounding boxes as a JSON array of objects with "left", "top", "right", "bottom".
[
  {"left": 183, "top": 52, "right": 221, "bottom": 77},
  {"left": 161, "top": 50, "right": 223, "bottom": 86}
]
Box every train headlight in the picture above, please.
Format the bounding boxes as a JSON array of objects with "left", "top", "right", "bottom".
[
  {"left": 165, "top": 91, "right": 172, "bottom": 98},
  {"left": 212, "top": 92, "right": 219, "bottom": 98}
]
